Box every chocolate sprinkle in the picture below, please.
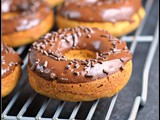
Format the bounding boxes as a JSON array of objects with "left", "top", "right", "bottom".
[
  {"left": 120, "top": 58, "right": 124, "bottom": 63},
  {"left": 86, "top": 34, "right": 91, "bottom": 38},
  {"left": 43, "top": 51, "right": 48, "bottom": 56},
  {"left": 74, "top": 64, "right": 79, "bottom": 68},
  {"left": 120, "top": 66, "right": 124, "bottom": 71},
  {"left": 103, "top": 69, "right": 108, "bottom": 75},
  {"left": 43, "top": 61, "right": 48, "bottom": 68},
  {"left": 65, "top": 65, "right": 71, "bottom": 69},
  {"left": 73, "top": 71, "right": 80, "bottom": 76},
  {"left": 50, "top": 73, "right": 56, "bottom": 79},
  {"left": 69, "top": 61, "right": 73, "bottom": 65},
  {"left": 98, "top": 61, "right": 103, "bottom": 64},
  {"left": 85, "top": 73, "right": 93, "bottom": 78},
  {"left": 91, "top": 61, "right": 95, "bottom": 67}
]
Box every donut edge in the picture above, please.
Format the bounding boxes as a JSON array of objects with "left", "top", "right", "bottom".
[
  {"left": 2, "top": 65, "right": 22, "bottom": 97},
  {"left": 28, "top": 60, "right": 132, "bottom": 102},
  {"left": 2, "top": 11, "right": 54, "bottom": 47},
  {"left": 57, "top": 7, "right": 145, "bottom": 37}
]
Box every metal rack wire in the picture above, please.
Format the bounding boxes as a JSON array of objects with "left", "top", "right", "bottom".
[{"left": 2, "top": 0, "right": 159, "bottom": 119}]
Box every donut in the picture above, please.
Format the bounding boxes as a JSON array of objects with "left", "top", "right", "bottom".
[
  {"left": 57, "top": 0, "right": 145, "bottom": 37},
  {"left": 2, "top": 44, "right": 22, "bottom": 97},
  {"left": 45, "top": 0, "right": 64, "bottom": 7},
  {"left": 28, "top": 26, "right": 132, "bottom": 102},
  {"left": 2, "top": 0, "right": 54, "bottom": 47}
]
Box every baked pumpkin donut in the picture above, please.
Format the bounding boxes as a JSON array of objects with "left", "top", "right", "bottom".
[
  {"left": 45, "top": 0, "right": 64, "bottom": 7},
  {"left": 2, "top": 44, "right": 22, "bottom": 97},
  {"left": 2, "top": 0, "right": 54, "bottom": 47},
  {"left": 28, "top": 26, "right": 132, "bottom": 102},
  {"left": 57, "top": 0, "right": 145, "bottom": 37}
]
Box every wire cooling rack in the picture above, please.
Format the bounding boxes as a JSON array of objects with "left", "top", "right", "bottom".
[{"left": 2, "top": 0, "right": 159, "bottom": 119}]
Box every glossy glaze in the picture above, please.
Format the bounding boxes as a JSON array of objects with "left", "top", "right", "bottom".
[
  {"left": 2, "top": 0, "right": 51, "bottom": 34},
  {"left": 1, "top": 44, "right": 22, "bottom": 78},
  {"left": 28, "top": 27, "right": 132, "bottom": 83},
  {"left": 58, "top": 0, "right": 141, "bottom": 22}
]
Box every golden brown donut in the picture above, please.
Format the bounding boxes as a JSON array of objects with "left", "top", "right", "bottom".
[
  {"left": 2, "top": 0, "right": 54, "bottom": 47},
  {"left": 57, "top": 0, "right": 145, "bottom": 37},
  {"left": 28, "top": 26, "right": 132, "bottom": 102},
  {"left": 45, "top": 0, "right": 64, "bottom": 7},
  {"left": 2, "top": 44, "right": 22, "bottom": 97}
]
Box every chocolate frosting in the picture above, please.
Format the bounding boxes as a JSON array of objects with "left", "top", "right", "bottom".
[
  {"left": 58, "top": 0, "right": 141, "bottom": 22},
  {"left": 2, "top": 0, "right": 52, "bottom": 34},
  {"left": 1, "top": 44, "right": 22, "bottom": 78},
  {"left": 28, "top": 26, "right": 132, "bottom": 83}
]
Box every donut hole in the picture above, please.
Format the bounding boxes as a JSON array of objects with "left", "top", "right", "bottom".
[{"left": 64, "top": 50, "right": 96, "bottom": 60}]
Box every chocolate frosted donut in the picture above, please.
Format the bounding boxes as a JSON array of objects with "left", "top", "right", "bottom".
[
  {"left": 28, "top": 26, "right": 132, "bottom": 101},
  {"left": 2, "top": 44, "right": 22, "bottom": 97},
  {"left": 57, "top": 0, "right": 145, "bottom": 36},
  {"left": 2, "top": 0, "right": 54, "bottom": 47}
]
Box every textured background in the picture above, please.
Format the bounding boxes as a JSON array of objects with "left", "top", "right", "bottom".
[{"left": 110, "top": 0, "right": 159, "bottom": 119}]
